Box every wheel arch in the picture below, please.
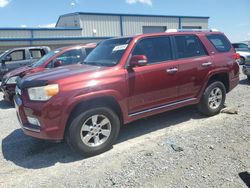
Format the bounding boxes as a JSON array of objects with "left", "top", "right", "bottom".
[{"left": 64, "top": 95, "right": 124, "bottom": 138}]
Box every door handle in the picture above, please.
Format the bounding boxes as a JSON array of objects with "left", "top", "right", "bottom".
[
  {"left": 202, "top": 62, "right": 213, "bottom": 67},
  {"left": 166, "top": 68, "right": 178, "bottom": 74}
]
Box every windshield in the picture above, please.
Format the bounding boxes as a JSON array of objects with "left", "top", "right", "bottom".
[
  {"left": 84, "top": 37, "right": 132, "bottom": 66},
  {"left": 31, "top": 49, "right": 61, "bottom": 68}
]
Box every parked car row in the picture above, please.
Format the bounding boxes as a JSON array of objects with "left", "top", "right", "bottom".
[
  {"left": 0, "top": 43, "right": 96, "bottom": 101},
  {"left": 3, "top": 30, "right": 239, "bottom": 157}
]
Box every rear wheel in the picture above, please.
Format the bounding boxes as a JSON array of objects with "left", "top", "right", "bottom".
[
  {"left": 198, "top": 81, "right": 226, "bottom": 116},
  {"left": 66, "top": 106, "right": 120, "bottom": 156}
]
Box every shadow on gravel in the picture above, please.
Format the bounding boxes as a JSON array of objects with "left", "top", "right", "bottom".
[
  {"left": 2, "top": 106, "right": 205, "bottom": 169},
  {"left": 0, "top": 99, "right": 14, "bottom": 109},
  {"left": 239, "top": 171, "right": 250, "bottom": 187},
  {"left": 117, "top": 106, "right": 204, "bottom": 144},
  {"left": 239, "top": 78, "right": 249, "bottom": 85},
  {"left": 2, "top": 129, "right": 83, "bottom": 169}
]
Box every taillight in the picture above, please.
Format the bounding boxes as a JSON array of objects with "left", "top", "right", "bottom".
[{"left": 233, "top": 53, "right": 240, "bottom": 60}]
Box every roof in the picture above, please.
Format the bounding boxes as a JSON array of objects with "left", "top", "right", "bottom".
[
  {"left": 56, "top": 12, "right": 210, "bottom": 27},
  {"left": 59, "top": 12, "right": 210, "bottom": 19},
  {"left": 0, "top": 27, "right": 81, "bottom": 31}
]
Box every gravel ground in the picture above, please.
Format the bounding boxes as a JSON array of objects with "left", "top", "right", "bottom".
[{"left": 0, "top": 72, "right": 249, "bottom": 188}]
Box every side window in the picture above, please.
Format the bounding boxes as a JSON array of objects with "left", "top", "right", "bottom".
[
  {"left": 238, "top": 43, "right": 248, "bottom": 49},
  {"left": 8, "top": 50, "right": 25, "bottom": 61},
  {"left": 207, "top": 34, "right": 231, "bottom": 52},
  {"left": 29, "top": 49, "right": 44, "bottom": 60},
  {"left": 175, "top": 35, "right": 206, "bottom": 59},
  {"left": 55, "top": 49, "right": 82, "bottom": 66},
  {"left": 132, "top": 37, "right": 173, "bottom": 64}
]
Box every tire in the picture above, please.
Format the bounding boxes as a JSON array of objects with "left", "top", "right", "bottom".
[
  {"left": 66, "top": 106, "right": 120, "bottom": 156},
  {"left": 247, "top": 76, "right": 250, "bottom": 83},
  {"left": 198, "top": 81, "right": 226, "bottom": 116},
  {"left": 240, "top": 57, "right": 245, "bottom": 65}
]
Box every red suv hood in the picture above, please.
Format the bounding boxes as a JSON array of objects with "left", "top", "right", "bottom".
[
  {"left": 23, "top": 64, "right": 107, "bottom": 83},
  {"left": 4, "top": 66, "right": 32, "bottom": 78}
]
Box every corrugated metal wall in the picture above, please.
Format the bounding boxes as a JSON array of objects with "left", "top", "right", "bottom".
[
  {"left": 0, "top": 13, "right": 209, "bottom": 51},
  {"left": 0, "top": 30, "right": 31, "bottom": 38},
  {"left": 122, "top": 16, "right": 179, "bottom": 35},
  {"left": 33, "top": 30, "right": 82, "bottom": 38},
  {"left": 79, "top": 15, "right": 121, "bottom": 37},
  {"left": 181, "top": 18, "right": 208, "bottom": 29},
  {"left": 0, "top": 29, "right": 82, "bottom": 39},
  {"left": 56, "top": 15, "right": 81, "bottom": 28}
]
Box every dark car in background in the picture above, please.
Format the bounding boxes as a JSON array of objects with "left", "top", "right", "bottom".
[
  {"left": 0, "top": 46, "right": 50, "bottom": 79},
  {"left": 0, "top": 43, "right": 96, "bottom": 102}
]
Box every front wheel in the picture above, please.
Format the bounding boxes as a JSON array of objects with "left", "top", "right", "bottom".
[
  {"left": 66, "top": 106, "right": 120, "bottom": 156},
  {"left": 198, "top": 81, "right": 226, "bottom": 116}
]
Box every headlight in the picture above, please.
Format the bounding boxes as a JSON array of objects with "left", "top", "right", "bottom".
[
  {"left": 6, "top": 76, "right": 18, "bottom": 84},
  {"left": 27, "top": 84, "right": 59, "bottom": 101}
]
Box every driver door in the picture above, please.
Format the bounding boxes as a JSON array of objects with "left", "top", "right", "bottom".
[{"left": 128, "top": 36, "right": 179, "bottom": 114}]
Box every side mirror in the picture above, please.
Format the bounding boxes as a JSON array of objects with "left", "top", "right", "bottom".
[
  {"left": 129, "top": 55, "right": 148, "bottom": 67},
  {"left": 54, "top": 60, "right": 63, "bottom": 67},
  {"left": 3, "top": 55, "right": 12, "bottom": 63}
]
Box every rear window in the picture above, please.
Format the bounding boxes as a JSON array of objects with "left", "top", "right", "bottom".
[
  {"left": 174, "top": 35, "right": 207, "bottom": 59},
  {"left": 207, "top": 34, "right": 231, "bottom": 52},
  {"left": 29, "top": 49, "right": 46, "bottom": 59}
]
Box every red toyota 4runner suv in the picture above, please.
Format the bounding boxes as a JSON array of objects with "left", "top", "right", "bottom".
[{"left": 14, "top": 31, "right": 239, "bottom": 156}]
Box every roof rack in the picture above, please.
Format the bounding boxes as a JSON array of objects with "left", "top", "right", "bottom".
[{"left": 165, "top": 29, "right": 219, "bottom": 33}]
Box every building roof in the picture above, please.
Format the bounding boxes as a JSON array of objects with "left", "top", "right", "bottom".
[
  {"left": 56, "top": 12, "right": 210, "bottom": 27},
  {"left": 59, "top": 12, "right": 210, "bottom": 19}
]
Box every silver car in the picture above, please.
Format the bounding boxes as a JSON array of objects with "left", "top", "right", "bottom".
[
  {"left": 0, "top": 46, "right": 50, "bottom": 79},
  {"left": 232, "top": 43, "right": 250, "bottom": 65}
]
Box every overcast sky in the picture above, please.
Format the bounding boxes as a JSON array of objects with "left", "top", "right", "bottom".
[{"left": 0, "top": 0, "right": 249, "bottom": 42}]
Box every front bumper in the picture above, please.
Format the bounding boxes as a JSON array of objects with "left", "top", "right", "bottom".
[
  {"left": 242, "top": 65, "right": 250, "bottom": 76},
  {"left": 14, "top": 94, "right": 65, "bottom": 141}
]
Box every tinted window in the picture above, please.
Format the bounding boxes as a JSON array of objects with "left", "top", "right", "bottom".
[
  {"left": 132, "top": 37, "right": 173, "bottom": 64},
  {"left": 9, "top": 50, "right": 25, "bottom": 61},
  {"left": 175, "top": 35, "right": 206, "bottom": 59},
  {"left": 29, "top": 49, "right": 45, "bottom": 59},
  {"left": 55, "top": 49, "right": 82, "bottom": 66},
  {"left": 207, "top": 34, "right": 231, "bottom": 52}
]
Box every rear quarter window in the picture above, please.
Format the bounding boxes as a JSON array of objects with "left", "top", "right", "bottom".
[
  {"left": 174, "top": 35, "right": 207, "bottom": 59},
  {"left": 207, "top": 34, "right": 231, "bottom": 52}
]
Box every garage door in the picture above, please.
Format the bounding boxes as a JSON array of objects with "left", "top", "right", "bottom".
[{"left": 142, "top": 26, "right": 167, "bottom": 34}]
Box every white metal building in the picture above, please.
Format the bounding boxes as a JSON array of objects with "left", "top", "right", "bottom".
[{"left": 0, "top": 12, "right": 209, "bottom": 51}]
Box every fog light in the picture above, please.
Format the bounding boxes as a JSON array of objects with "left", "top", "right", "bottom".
[{"left": 27, "top": 116, "right": 40, "bottom": 126}]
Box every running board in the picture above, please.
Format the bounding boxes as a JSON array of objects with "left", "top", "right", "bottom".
[{"left": 129, "top": 98, "right": 196, "bottom": 117}]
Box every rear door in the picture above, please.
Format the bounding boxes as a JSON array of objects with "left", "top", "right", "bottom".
[
  {"left": 128, "top": 36, "right": 179, "bottom": 114},
  {"left": 173, "top": 34, "right": 213, "bottom": 100},
  {"left": 29, "top": 48, "right": 47, "bottom": 64}
]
